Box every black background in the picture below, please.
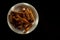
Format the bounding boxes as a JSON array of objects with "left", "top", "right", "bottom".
[{"left": 0, "top": 0, "right": 48, "bottom": 40}]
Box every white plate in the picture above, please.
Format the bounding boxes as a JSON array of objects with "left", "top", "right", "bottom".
[{"left": 7, "top": 3, "right": 39, "bottom": 34}]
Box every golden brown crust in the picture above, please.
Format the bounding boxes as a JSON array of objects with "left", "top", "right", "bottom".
[{"left": 9, "top": 7, "right": 35, "bottom": 33}]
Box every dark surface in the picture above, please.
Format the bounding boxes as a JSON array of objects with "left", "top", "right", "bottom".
[{"left": 0, "top": 0, "right": 48, "bottom": 40}]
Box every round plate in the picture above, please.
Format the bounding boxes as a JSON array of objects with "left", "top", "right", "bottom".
[{"left": 7, "top": 3, "right": 39, "bottom": 34}]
